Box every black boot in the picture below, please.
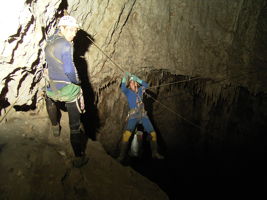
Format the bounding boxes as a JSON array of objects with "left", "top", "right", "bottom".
[
  {"left": 72, "top": 154, "right": 89, "bottom": 168},
  {"left": 70, "top": 129, "right": 88, "bottom": 168},
  {"left": 117, "top": 141, "right": 129, "bottom": 165},
  {"left": 52, "top": 124, "right": 61, "bottom": 137},
  {"left": 150, "top": 140, "right": 164, "bottom": 159},
  {"left": 46, "top": 97, "right": 61, "bottom": 136}
]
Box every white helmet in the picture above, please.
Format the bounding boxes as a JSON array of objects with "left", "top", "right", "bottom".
[{"left": 58, "top": 15, "right": 79, "bottom": 28}]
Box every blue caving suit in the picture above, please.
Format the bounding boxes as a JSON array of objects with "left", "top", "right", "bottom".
[
  {"left": 117, "top": 75, "right": 163, "bottom": 163},
  {"left": 44, "top": 31, "right": 84, "bottom": 158},
  {"left": 121, "top": 79, "right": 155, "bottom": 133},
  {"left": 45, "top": 31, "right": 80, "bottom": 90}
]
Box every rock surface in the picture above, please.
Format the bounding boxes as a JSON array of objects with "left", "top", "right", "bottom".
[
  {"left": 1, "top": 0, "right": 266, "bottom": 109},
  {"left": 0, "top": 1, "right": 266, "bottom": 198},
  {"left": 0, "top": 111, "right": 168, "bottom": 200}
]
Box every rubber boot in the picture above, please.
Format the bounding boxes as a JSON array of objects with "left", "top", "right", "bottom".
[
  {"left": 136, "top": 131, "right": 143, "bottom": 158},
  {"left": 150, "top": 131, "right": 164, "bottom": 159},
  {"left": 117, "top": 130, "right": 132, "bottom": 165},
  {"left": 117, "top": 141, "right": 129, "bottom": 165},
  {"left": 70, "top": 129, "right": 88, "bottom": 168},
  {"left": 72, "top": 155, "right": 89, "bottom": 168},
  {"left": 150, "top": 141, "right": 164, "bottom": 159},
  {"left": 52, "top": 124, "right": 61, "bottom": 137}
]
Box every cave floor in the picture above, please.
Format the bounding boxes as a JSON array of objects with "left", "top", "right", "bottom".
[
  {"left": 0, "top": 111, "right": 168, "bottom": 200},
  {"left": 0, "top": 109, "right": 264, "bottom": 200}
]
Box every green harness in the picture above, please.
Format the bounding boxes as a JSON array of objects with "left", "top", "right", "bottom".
[{"left": 46, "top": 81, "right": 81, "bottom": 102}]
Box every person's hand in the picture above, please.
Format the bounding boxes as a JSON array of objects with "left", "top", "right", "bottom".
[
  {"left": 122, "top": 76, "right": 127, "bottom": 83},
  {"left": 125, "top": 71, "right": 131, "bottom": 77}
]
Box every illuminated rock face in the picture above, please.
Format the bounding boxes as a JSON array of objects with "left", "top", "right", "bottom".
[{"left": 0, "top": 0, "right": 266, "bottom": 154}]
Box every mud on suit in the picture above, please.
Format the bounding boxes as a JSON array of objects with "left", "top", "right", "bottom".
[{"left": 44, "top": 32, "right": 85, "bottom": 158}]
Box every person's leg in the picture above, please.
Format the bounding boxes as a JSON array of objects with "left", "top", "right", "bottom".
[
  {"left": 142, "top": 117, "right": 164, "bottom": 159},
  {"left": 117, "top": 118, "right": 137, "bottom": 164},
  {"left": 66, "top": 101, "right": 88, "bottom": 168},
  {"left": 45, "top": 97, "right": 61, "bottom": 136}
]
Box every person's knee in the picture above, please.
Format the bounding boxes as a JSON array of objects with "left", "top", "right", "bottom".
[
  {"left": 150, "top": 131, "right": 157, "bottom": 142},
  {"left": 70, "top": 129, "right": 81, "bottom": 142},
  {"left": 67, "top": 102, "right": 81, "bottom": 130},
  {"left": 70, "top": 123, "right": 80, "bottom": 131},
  {"left": 122, "top": 130, "right": 132, "bottom": 142}
]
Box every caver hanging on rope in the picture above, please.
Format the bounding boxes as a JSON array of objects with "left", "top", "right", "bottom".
[
  {"left": 117, "top": 73, "right": 164, "bottom": 164},
  {"left": 86, "top": 35, "right": 203, "bottom": 131}
]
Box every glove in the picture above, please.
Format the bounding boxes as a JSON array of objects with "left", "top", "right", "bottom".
[
  {"left": 125, "top": 71, "right": 131, "bottom": 77},
  {"left": 122, "top": 76, "right": 127, "bottom": 83},
  {"left": 122, "top": 72, "right": 132, "bottom": 83}
]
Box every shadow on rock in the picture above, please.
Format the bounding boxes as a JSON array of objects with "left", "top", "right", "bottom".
[{"left": 73, "top": 30, "right": 100, "bottom": 142}]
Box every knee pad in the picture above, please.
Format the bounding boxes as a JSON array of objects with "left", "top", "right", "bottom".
[
  {"left": 122, "top": 130, "right": 132, "bottom": 142},
  {"left": 150, "top": 131, "right": 157, "bottom": 142}
]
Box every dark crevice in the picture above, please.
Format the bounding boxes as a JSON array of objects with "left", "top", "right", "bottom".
[
  {"left": 13, "top": 91, "right": 38, "bottom": 111},
  {"left": 45, "top": 0, "right": 69, "bottom": 34},
  {"left": 30, "top": 69, "right": 44, "bottom": 92},
  {"left": 39, "top": 26, "right": 47, "bottom": 46},
  {"left": 8, "top": 15, "right": 34, "bottom": 64},
  {"left": 55, "top": 0, "right": 68, "bottom": 19},
  {"left": 25, "top": 0, "right": 36, "bottom": 5},
  {"left": 30, "top": 49, "right": 42, "bottom": 72},
  {"left": 7, "top": 26, "right": 22, "bottom": 43},
  {"left": 16, "top": 70, "right": 28, "bottom": 97},
  {"left": 0, "top": 68, "right": 22, "bottom": 111}
]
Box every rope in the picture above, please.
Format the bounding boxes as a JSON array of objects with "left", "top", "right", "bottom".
[
  {"left": 86, "top": 36, "right": 204, "bottom": 90},
  {"left": 86, "top": 36, "right": 125, "bottom": 73},
  {"left": 144, "top": 91, "right": 203, "bottom": 130},
  {"left": 87, "top": 37, "right": 205, "bottom": 130},
  {"left": 147, "top": 76, "right": 202, "bottom": 90}
]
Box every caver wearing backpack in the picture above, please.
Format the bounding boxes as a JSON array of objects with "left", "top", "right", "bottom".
[{"left": 44, "top": 15, "right": 88, "bottom": 168}]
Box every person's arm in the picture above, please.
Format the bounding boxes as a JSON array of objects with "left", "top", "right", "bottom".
[
  {"left": 62, "top": 43, "right": 80, "bottom": 84},
  {"left": 121, "top": 76, "right": 128, "bottom": 94},
  {"left": 140, "top": 80, "right": 148, "bottom": 89},
  {"left": 121, "top": 72, "right": 132, "bottom": 94},
  {"left": 131, "top": 75, "right": 148, "bottom": 89}
]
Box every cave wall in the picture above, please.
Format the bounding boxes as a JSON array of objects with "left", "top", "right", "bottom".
[
  {"left": 147, "top": 71, "right": 266, "bottom": 154},
  {"left": 0, "top": 0, "right": 62, "bottom": 112},
  {"left": 0, "top": 0, "right": 266, "bottom": 155}
]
